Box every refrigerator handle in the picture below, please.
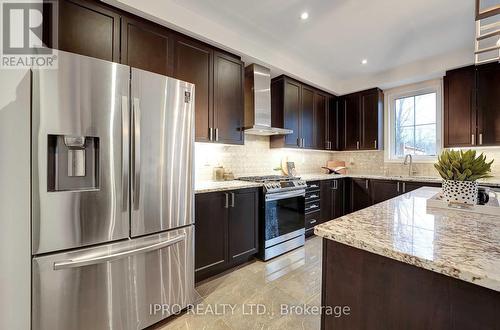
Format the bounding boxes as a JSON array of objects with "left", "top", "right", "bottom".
[
  {"left": 53, "top": 234, "right": 186, "bottom": 270},
  {"left": 121, "top": 96, "right": 129, "bottom": 212},
  {"left": 132, "top": 97, "right": 141, "bottom": 210}
]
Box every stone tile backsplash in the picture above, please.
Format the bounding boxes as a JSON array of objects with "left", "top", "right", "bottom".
[{"left": 195, "top": 135, "right": 500, "bottom": 182}]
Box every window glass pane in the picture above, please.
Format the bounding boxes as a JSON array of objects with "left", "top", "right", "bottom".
[
  {"left": 415, "top": 93, "right": 436, "bottom": 125},
  {"left": 395, "top": 126, "right": 415, "bottom": 157},
  {"left": 395, "top": 97, "right": 414, "bottom": 127},
  {"left": 415, "top": 124, "right": 437, "bottom": 156}
]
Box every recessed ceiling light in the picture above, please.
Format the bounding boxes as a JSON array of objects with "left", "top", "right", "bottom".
[
  {"left": 361, "top": 59, "right": 368, "bottom": 65},
  {"left": 300, "top": 12, "right": 309, "bottom": 20}
]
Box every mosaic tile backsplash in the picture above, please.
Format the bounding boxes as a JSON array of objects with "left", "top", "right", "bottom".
[{"left": 195, "top": 135, "right": 500, "bottom": 182}]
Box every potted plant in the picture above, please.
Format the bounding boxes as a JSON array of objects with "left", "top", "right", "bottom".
[{"left": 434, "top": 150, "right": 494, "bottom": 205}]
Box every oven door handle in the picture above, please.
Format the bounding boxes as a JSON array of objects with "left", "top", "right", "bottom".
[{"left": 265, "top": 190, "right": 305, "bottom": 202}]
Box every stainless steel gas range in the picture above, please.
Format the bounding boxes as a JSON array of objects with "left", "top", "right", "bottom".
[{"left": 238, "top": 176, "right": 307, "bottom": 260}]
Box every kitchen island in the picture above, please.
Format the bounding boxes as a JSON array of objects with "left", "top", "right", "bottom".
[{"left": 314, "top": 187, "right": 500, "bottom": 330}]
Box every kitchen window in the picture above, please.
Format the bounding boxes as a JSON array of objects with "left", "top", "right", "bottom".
[{"left": 385, "top": 80, "right": 442, "bottom": 162}]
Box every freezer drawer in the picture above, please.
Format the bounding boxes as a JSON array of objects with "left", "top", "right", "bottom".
[{"left": 32, "top": 226, "right": 194, "bottom": 330}]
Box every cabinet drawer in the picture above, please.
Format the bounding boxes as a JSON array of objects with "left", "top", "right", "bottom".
[
  {"left": 305, "top": 201, "right": 320, "bottom": 214},
  {"left": 305, "top": 190, "right": 321, "bottom": 202},
  {"left": 306, "top": 181, "right": 320, "bottom": 192},
  {"left": 305, "top": 211, "right": 321, "bottom": 229}
]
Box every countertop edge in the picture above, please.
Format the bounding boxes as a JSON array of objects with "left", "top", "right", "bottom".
[{"left": 313, "top": 226, "right": 500, "bottom": 292}]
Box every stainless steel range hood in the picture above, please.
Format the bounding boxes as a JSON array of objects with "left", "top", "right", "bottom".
[{"left": 244, "top": 64, "right": 293, "bottom": 136}]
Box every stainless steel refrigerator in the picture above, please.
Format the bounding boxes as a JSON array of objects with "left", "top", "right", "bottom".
[{"left": 29, "top": 51, "right": 195, "bottom": 330}]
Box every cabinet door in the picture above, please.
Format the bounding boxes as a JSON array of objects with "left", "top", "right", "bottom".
[
  {"left": 343, "top": 94, "right": 361, "bottom": 150},
  {"left": 332, "top": 179, "right": 345, "bottom": 219},
  {"left": 327, "top": 96, "right": 339, "bottom": 150},
  {"left": 444, "top": 66, "right": 476, "bottom": 147},
  {"left": 283, "top": 79, "right": 302, "bottom": 147},
  {"left": 477, "top": 63, "right": 500, "bottom": 146},
  {"left": 56, "top": 0, "right": 120, "bottom": 62},
  {"left": 403, "top": 181, "right": 441, "bottom": 193},
  {"left": 371, "top": 180, "right": 400, "bottom": 204},
  {"left": 173, "top": 37, "right": 213, "bottom": 143},
  {"left": 320, "top": 180, "right": 333, "bottom": 222},
  {"left": 121, "top": 16, "right": 173, "bottom": 76},
  {"left": 228, "top": 189, "right": 258, "bottom": 262},
  {"left": 301, "top": 86, "right": 315, "bottom": 149},
  {"left": 213, "top": 52, "right": 244, "bottom": 145},
  {"left": 194, "top": 192, "right": 228, "bottom": 280},
  {"left": 361, "top": 90, "right": 383, "bottom": 150},
  {"left": 314, "top": 92, "right": 328, "bottom": 150},
  {"left": 350, "top": 178, "right": 371, "bottom": 212}
]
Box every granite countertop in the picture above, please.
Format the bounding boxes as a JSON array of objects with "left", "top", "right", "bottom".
[
  {"left": 195, "top": 180, "right": 263, "bottom": 194},
  {"left": 195, "top": 174, "right": 500, "bottom": 193},
  {"left": 314, "top": 187, "right": 500, "bottom": 292}
]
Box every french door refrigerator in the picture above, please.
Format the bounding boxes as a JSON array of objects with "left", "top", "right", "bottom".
[{"left": 30, "top": 51, "right": 195, "bottom": 330}]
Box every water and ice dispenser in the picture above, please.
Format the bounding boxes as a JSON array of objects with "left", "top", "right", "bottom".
[{"left": 47, "top": 135, "right": 100, "bottom": 191}]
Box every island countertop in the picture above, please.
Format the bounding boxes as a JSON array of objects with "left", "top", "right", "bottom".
[{"left": 314, "top": 187, "right": 500, "bottom": 292}]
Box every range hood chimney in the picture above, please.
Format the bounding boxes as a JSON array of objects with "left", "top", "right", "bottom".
[{"left": 244, "top": 64, "right": 293, "bottom": 136}]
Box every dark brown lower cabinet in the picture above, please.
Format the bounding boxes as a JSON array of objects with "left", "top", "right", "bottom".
[
  {"left": 195, "top": 188, "right": 258, "bottom": 282},
  {"left": 403, "top": 181, "right": 441, "bottom": 192},
  {"left": 228, "top": 189, "right": 259, "bottom": 262},
  {"left": 320, "top": 179, "right": 345, "bottom": 222},
  {"left": 350, "top": 178, "right": 371, "bottom": 212},
  {"left": 371, "top": 179, "right": 401, "bottom": 204},
  {"left": 321, "top": 240, "right": 500, "bottom": 330}
]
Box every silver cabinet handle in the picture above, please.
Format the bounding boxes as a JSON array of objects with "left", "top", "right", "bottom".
[
  {"left": 209, "top": 127, "right": 213, "bottom": 141},
  {"left": 479, "top": 133, "right": 483, "bottom": 145},
  {"left": 309, "top": 219, "right": 317, "bottom": 224},
  {"left": 231, "top": 192, "right": 235, "bottom": 208},
  {"left": 397, "top": 182, "right": 400, "bottom": 193},
  {"left": 54, "top": 234, "right": 186, "bottom": 270},
  {"left": 403, "top": 182, "right": 406, "bottom": 193},
  {"left": 357, "top": 141, "right": 360, "bottom": 150},
  {"left": 215, "top": 128, "right": 219, "bottom": 142},
  {"left": 365, "top": 179, "right": 369, "bottom": 190},
  {"left": 472, "top": 134, "right": 475, "bottom": 145},
  {"left": 132, "top": 97, "right": 141, "bottom": 211},
  {"left": 121, "top": 96, "right": 129, "bottom": 212},
  {"left": 309, "top": 184, "right": 318, "bottom": 189},
  {"left": 224, "top": 193, "right": 229, "bottom": 208},
  {"left": 374, "top": 140, "right": 377, "bottom": 149}
]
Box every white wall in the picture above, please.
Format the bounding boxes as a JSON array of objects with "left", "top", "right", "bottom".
[{"left": 0, "top": 69, "right": 31, "bottom": 330}]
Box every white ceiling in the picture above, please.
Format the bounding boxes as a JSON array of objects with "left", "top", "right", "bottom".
[{"left": 107, "top": 0, "right": 475, "bottom": 94}]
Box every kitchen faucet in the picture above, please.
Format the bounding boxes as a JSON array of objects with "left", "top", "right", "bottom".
[{"left": 403, "top": 154, "right": 415, "bottom": 177}]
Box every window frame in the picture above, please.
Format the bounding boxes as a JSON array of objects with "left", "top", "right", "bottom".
[{"left": 384, "top": 79, "right": 443, "bottom": 163}]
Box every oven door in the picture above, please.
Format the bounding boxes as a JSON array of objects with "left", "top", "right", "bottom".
[{"left": 264, "top": 190, "right": 305, "bottom": 245}]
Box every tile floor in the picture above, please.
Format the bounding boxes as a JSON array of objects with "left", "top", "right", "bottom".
[{"left": 153, "top": 236, "right": 322, "bottom": 330}]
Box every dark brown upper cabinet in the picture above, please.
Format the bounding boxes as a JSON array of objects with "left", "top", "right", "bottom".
[
  {"left": 271, "top": 78, "right": 301, "bottom": 148},
  {"left": 340, "top": 88, "right": 383, "bottom": 151},
  {"left": 121, "top": 16, "right": 173, "bottom": 76},
  {"left": 301, "top": 86, "right": 315, "bottom": 149},
  {"left": 444, "top": 66, "right": 476, "bottom": 147},
  {"left": 271, "top": 76, "right": 337, "bottom": 150},
  {"left": 341, "top": 93, "right": 361, "bottom": 150},
  {"left": 444, "top": 63, "right": 500, "bottom": 147},
  {"left": 326, "top": 96, "right": 339, "bottom": 150},
  {"left": 314, "top": 92, "right": 327, "bottom": 150},
  {"left": 54, "top": 0, "right": 120, "bottom": 62},
  {"left": 172, "top": 36, "right": 213, "bottom": 143},
  {"left": 361, "top": 89, "right": 384, "bottom": 150},
  {"left": 213, "top": 51, "right": 245, "bottom": 145},
  {"left": 477, "top": 63, "right": 500, "bottom": 146}
]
